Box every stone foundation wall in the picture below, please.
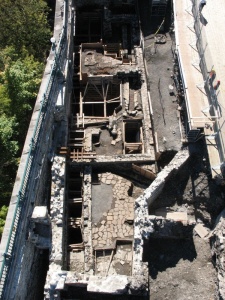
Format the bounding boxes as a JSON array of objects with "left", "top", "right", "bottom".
[
  {"left": 135, "top": 47, "right": 154, "bottom": 156},
  {"left": 132, "top": 150, "right": 189, "bottom": 294},
  {"left": 136, "top": 150, "right": 189, "bottom": 211},
  {"left": 211, "top": 209, "right": 225, "bottom": 299},
  {"left": 83, "top": 166, "right": 94, "bottom": 274},
  {"left": 44, "top": 156, "right": 66, "bottom": 300}
]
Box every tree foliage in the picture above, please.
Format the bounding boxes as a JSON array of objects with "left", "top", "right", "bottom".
[
  {"left": 0, "top": 1, "right": 52, "bottom": 238},
  {"left": 0, "top": 0, "right": 51, "bottom": 60},
  {"left": 0, "top": 206, "right": 8, "bottom": 238},
  {"left": 1, "top": 48, "right": 44, "bottom": 141},
  {"left": 0, "top": 114, "right": 19, "bottom": 206}
]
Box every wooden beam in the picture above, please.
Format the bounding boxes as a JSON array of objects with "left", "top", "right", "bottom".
[{"left": 91, "top": 81, "right": 103, "bottom": 99}]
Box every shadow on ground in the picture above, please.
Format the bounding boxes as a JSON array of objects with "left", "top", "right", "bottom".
[{"left": 143, "top": 237, "right": 197, "bottom": 279}]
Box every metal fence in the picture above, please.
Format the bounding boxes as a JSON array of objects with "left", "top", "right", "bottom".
[
  {"left": 191, "top": 0, "right": 225, "bottom": 163},
  {"left": 0, "top": 1, "right": 68, "bottom": 297}
]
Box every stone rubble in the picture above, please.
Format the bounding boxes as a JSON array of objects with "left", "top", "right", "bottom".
[{"left": 87, "top": 275, "right": 129, "bottom": 294}]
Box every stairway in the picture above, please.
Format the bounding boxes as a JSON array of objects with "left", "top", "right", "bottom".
[
  {"left": 68, "top": 129, "right": 85, "bottom": 148},
  {"left": 187, "top": 129, "right": 201, "bottom": 142}
]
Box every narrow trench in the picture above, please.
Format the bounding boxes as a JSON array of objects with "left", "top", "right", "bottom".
[
  {"left": 34, "top": 250, "right": 50, "bottom": 300},
  {"left": 67, "top": 170, "right": 83, "bottom": 247}
]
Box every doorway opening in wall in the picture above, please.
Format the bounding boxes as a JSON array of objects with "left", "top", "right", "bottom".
[
  {"left": 68, "top": 172, "right": 83, "bottom": 199},
  {"left": 111, "top": 23, "right": 122, "bottom": 44},
  {"left": 68, "top": 202, "right": 82, "bottom": 218},
  {"left": 68, "top": 228, "right": 83, "bottom": 244}
]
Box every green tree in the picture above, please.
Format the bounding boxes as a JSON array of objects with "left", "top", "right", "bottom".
[
  {"left": 0, "top": 114, "right": 18, "bottom": 162},
  {"left": 0, "top": 205, "right": 8, "bottom": 238},
  {"left": 0, "top": 0, "right": 51, "bottom": 235},
  {"left": 0, "top": 0, "right": 51, "bottom": 61},
  {"left": 0, "top": 115, "right": 19, "bottom": 205},
  {"left": 0, "top": 47, "right": 44, "bottom": 142}
]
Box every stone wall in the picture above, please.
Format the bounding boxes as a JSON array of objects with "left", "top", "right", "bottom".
[
  {"left": 44, "top": 156, "right": 66, "bottom": 300},
  {"left": 136, "top": 150, "right": 189, "bottom": 211},
  {"left": 211, "top": 209, "right": 225, "bottom": 299},
  {"left": 135, "top": 47, "right": 154, "bottom": 155},
  {"left": 83, "top": 166, "right": 94, "bottom": 274},
  {"left": 131, "top": 150, "right": 189, "bottom": 295}
]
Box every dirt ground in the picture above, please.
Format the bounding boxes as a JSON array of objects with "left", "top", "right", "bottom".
[
  {"left": 148, "top": 140, "right": 225, "bottom": 299},
  {"left": 150, "top": 141, "right": 225, "bottom": 227},
  {"left": 148, "top": 235, "right": 216, "bottom": 300},
  {"left": 137, "top": 2, "right": 225, "bottom": 298},
  {"left": 144, "top": 32, "right": 181, "bottom": 152},
  {"left": 139, "top": 0, "right": 182, "bottom": 152}
]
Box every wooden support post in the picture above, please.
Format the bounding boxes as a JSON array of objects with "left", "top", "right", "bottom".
[
  {"left": 123, "top": 122, "right": 125, "bottom": 154},
  {"left": 80, "top": 92, "right": 83, "bottom": 117},
  {"left": 106, "top": 249, "right": 114, "bottom": 276},
  {"left": 104, "top": 81, "right": 109, "bottom": 117}
]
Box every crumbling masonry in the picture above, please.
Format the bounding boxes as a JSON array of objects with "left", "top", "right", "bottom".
[{"left": 1, "top": 0, "right": 225, "bottom": 299}]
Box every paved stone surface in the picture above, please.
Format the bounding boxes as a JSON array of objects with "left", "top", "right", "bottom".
[
  {"left": 92, "top": 173, "right": 137, "bottom": 249},
  {"left": 92, "top": 183, "right": 113, "bottom": 224}
]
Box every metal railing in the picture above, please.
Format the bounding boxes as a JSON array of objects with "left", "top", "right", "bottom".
[
  {"left": 191, "top": 0, "right": 225, "bottom": 163},
  {"left": 0, "top": 1, "right": 68, "bottom": 297}
]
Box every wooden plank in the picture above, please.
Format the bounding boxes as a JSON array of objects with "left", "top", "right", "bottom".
[{"left": 106, "top": 249, "right": 114, "bottom": 276}]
